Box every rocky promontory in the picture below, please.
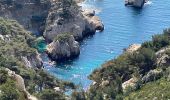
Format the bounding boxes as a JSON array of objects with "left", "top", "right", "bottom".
[{"left": 47, "top": 33, "right": 80, "bottom": 61}]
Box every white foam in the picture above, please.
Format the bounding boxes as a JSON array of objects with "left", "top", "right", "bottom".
[
  {"left": 145, "top": 1, "right": 152, "bottom": 5},
  {"left": 79, "top": 2, "right": 102, "bottom": 14},
  {"left": 73, "top": 74, "right": 81, "bottom": 78}
]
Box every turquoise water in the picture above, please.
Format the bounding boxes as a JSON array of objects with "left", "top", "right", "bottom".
[{"left": 44, "top": 0, "right": 170, "bottom": 89}]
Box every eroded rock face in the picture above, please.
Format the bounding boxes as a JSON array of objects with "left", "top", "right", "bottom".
[
  {"left": 84, "top": 12, "right": 104, "bottom": 32},
  {"left": 47, "top": 35, "right": 80, "bottom": 61},
  {"left": 125, "top": 0, "right": 145, "bottom": 8}
]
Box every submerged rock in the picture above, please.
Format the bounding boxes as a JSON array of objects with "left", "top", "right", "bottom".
[
  {"left": 125, "top": 0, "right": 145, "bottom": 8},
  {"left": 47, "top": 34, "right": 80, "bottom": 61}
]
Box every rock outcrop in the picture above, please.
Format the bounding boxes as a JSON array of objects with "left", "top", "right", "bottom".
[
  {"left": 122, "top": 77, "right": 138, "bottom": 93},
  {"left": 46, "top": 34, "right": 80, "bottom": 61},
  {"left": 156, "top": 47, "right": 170, "bottom": 67},
  {"left": 141, "top": 69, "right": 163, "bottom": 83},
  {"left": 83, "top": 10, "right": 104, "bottom": 32},
  {"left": 125, "top": 0, "right": 145, "bottom": 8},
  {"left": 124, "top": 44, "right": 141, "bottom": 53}
]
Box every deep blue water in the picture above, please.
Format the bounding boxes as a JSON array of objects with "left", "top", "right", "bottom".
[{"left": 44, "top": 0, "right": 170, "bottom": 89}]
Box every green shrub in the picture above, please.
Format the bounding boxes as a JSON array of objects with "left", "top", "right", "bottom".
[
  {"left": 38, "top": 89, "right": 65, "bottom": 100},
  {"left": 54, "top": 33, "right": 71, "bottom": 43},
  {"left": 129, "top": 48, "right": 156, "bottom": 74}
]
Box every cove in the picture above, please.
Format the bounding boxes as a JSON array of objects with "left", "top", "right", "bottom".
[{"left": 43, "top": 0, "right": 170, "bottom": 89}]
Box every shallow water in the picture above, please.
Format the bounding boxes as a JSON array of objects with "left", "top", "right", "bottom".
[{"left": 44, "top": 0, "right": 170, "bottom": 89}]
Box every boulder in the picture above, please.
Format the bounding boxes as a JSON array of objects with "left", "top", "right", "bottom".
[
  {"left": 122, "top": 77, "right": 138, "bottom": 93},
  {"left": 125, "top": 0, "right": 145, "bottom": 8},
  {"left": 46, "top": 34, "right": 80, "bottom": 61}
]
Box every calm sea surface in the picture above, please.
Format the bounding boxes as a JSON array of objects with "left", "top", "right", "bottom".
[{"left": 43, "top": 0, "right": 170, "bottom": 89}]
